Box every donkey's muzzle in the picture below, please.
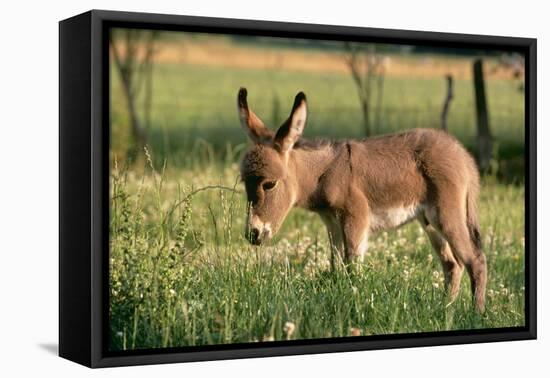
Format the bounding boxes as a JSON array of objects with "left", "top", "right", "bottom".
[
  {"left": 248, "top": 227, "right": 262, "bottom": 245},
  {"left": 246, "top": 215, "right": 273, "bottom": 245}
]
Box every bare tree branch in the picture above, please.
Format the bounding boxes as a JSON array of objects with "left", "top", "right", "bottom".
[
  {"left": 110, "top": 30, "right": 159, "bottom": 159},
  {"left": 344, "top": 43, "right": 386, "bottom": 136}
]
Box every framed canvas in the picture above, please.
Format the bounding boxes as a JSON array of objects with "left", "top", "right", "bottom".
[{"left": 59, "top": 10, "right": 537, "bottom": 368}]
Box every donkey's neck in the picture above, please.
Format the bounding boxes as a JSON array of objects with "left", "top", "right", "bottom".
[{"left": 289, "top": 145, "right": 338, "bottom": 209}]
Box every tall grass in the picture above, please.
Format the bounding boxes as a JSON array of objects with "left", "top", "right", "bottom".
[{"left": 109, "top": 148, "right": 525, "bottom": 351}]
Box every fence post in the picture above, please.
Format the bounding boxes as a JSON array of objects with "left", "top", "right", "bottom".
[
  {"left": 473, "top": 59, "right": 493, "bottom": 172},
  {"left": 441, "top": 74, "right": 453, "bottom": 131}
]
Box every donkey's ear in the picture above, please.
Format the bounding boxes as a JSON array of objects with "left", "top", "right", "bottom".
[
  {"left": 237, "top": 88, "right": 273, "bottom": 143},
  {"left": 274, "top": 92, "right": 307, "bottom": 154}
]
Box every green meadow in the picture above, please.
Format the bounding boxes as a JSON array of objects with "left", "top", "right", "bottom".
[{"left": 109, "top": 39, "right": 525, "bottom": 351}]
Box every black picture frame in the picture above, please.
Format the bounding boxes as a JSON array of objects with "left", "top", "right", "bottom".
[{"left": 59, "top": 9, "right": 537, "bottom": 368}]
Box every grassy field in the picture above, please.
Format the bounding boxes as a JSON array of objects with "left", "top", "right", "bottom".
[
  {"left": 109, "top": 36, "right": 525, "bottom": 351},
  {"left": 109, "top": 156, "right": 525, "bottom": 351},
  {"left": 111, "top": 59, "right": 525, "bottom": 179}
]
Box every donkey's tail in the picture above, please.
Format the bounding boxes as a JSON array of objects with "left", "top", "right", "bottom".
[{"left": 466, "top": 178, "right": 483, "bottom": 250}]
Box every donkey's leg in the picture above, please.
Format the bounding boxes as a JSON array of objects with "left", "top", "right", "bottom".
[
  {"left": 320, "top": 213, "right": 345, "bottom": 272},
  {"left": 418, "top": 215, "right": 464, "bottom": 302},
  {"left": 341, "top": 195, "right": 370, "bottom": 265},
  {"left": 435, "top": 197, "right": 487, "bottom": 312},
  {"left": 342, "top": 222, "right": 369, "bottom": 265},
  {"left": 332, "top": 187, "right": 370, "bottom": 275},
  {"left": 342, "top": 219, "right": 369, "bottom": 276}
]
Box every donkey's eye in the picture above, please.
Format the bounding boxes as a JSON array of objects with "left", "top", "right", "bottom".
[{"left": 262, "top": 180, "right": 277, "bottom": 191}]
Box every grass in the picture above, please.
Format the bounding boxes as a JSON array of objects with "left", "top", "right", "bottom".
[
  {"left": 109, "top": 40, "right": 525, "bottom": 351},
  {"left": 109, "top": 152, "right": 525, "bottom": 351}
]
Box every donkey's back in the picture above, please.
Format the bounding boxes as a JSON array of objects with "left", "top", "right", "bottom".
[{"left": 348, "top": 128, "right": 479, "bottom": 214}]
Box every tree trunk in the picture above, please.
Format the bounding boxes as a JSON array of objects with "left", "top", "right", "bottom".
[
  {"left": 374, "top": 68, "right": 385, "bottom": 134},
  {"left": 120, "top": 74, "right": 147, "bottom": 153},
  {"left": 110, "top": 30, "right": 158, "bottom": 162},
  {"left": 360, "top": 98, "right": 371, "bottom": 137},
  {"left": 473, "top": 59, "right": 493, "bottom": 172}
]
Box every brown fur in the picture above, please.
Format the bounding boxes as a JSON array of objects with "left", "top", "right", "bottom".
[{"left": 237, "top": 88, "right": 487, "bottom": 312}]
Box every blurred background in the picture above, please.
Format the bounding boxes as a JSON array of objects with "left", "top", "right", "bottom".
[{"left": 109, "top": 28, "right": 525, "bottom": 181}]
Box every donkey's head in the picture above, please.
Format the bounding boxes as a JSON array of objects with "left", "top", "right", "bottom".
[{"left": 237, "top": 88, "right": 307, "bottom": 245}]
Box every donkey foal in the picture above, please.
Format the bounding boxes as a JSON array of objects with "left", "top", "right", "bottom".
[{"left": 237, "top": 88, "right": 487, "bottom": 312}]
